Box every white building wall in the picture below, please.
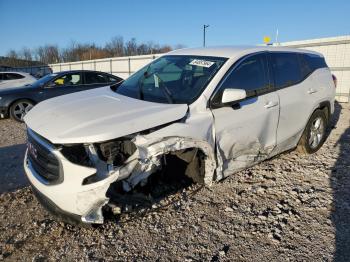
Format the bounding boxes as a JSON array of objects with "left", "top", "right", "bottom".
[{"left": 49, "top": 54, "right": 161, "bottom": 80}]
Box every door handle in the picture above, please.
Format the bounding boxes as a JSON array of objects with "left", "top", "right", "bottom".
[
  {"left": 307, "top": 88, "right": 318, "bottom": 94},
  {"left": 264, "top": 101, "right": 278, "bottom": 109}
]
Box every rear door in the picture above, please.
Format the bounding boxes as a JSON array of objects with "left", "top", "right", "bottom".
[
  {"left": 211, "top": 53, "right": 280, "bottom": 177},
  {"left": 270, "top": 52, "right": 316, "bottom": 149},
  {"left": 83, "top": 72, "right": 115, "bottom": 90}
]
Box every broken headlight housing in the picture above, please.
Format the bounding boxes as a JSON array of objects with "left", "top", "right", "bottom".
[
  {"left": 60, "top": 144, "right": 93, "bottom": 167},
  {"left": 59, "top": 138, "right": 137, "bottom": 170},
  {"left": 96, "top": 139, "right": 137, "bottom": 166}
]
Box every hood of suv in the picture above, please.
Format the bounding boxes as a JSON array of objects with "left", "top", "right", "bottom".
[{"left": 24, "top": 86, "right": 188, "bottom": 144}]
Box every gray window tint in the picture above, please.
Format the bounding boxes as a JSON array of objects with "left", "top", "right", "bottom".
[
  {"left": 4, "top": 73, "right": 24, "bottom": 80},
  {"left": 298, "top": 54, "right": 312, "bottom": 78},
  {"left": 272, "top": 53, "right": 302, "bottom": 88},
  {"left": 304, "top": 53, "right": 327, "bottom": 71},
  {"left": 85, "top": 72, "right": 108, "bottom": 84},
  {"left": 221, "top": 53, "right": 270, "bottom": 95},
  {"left": 106, "top": 75, "right": 122, "bottom": 83}
]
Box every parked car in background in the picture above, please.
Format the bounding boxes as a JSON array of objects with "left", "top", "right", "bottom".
[
  {"left": 23, "top": 46, "right": 335, "bottom": 224},
  {"left": 0, "top": 71, "right": 37, "bottom": 89},
  {"left": 0, "top": 70, "right": 123, "bottom": 121}
]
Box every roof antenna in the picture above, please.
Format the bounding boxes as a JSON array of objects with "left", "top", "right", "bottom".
[{"left": 275, "top": 28, "right": 279, "bottom": 46}]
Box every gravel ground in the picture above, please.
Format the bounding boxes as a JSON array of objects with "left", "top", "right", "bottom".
[
  {"left": 0, "top": 102, "right": 349, "bottom": 261},
  {"left": 0, "top": 120, "right": 28, "bottom": 193}
]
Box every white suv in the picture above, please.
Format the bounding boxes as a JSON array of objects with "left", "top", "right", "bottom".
[{"left": 23, "top": 46, "right": 336, "bottom": 224}]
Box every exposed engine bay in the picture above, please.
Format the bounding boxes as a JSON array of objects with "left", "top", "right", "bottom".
[{"left": 57, "top": 134, "right": 216, "bottom": 223}]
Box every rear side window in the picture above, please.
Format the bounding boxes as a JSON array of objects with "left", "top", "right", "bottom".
[
  {"left": 3, "top": 73, "right": 25, "bottom": 80},
  {"left": 220, "top": 53, "right": 270, "bottom": 96},
  {"left": 107, "top": 75, "right": 122, "bottom": 83},
  {"left": 85, "top": 72, "right": 108, "bottom": 84},
  {"left": 271, "top": 53, "right": 302, "bottom": 89},
  {"left": 303, "top": 53, "right": 327, "bottom": 71}
]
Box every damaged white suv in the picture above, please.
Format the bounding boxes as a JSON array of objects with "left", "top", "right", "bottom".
[{"left": 24, "top": 46, "right": 336, "bottom": 224}]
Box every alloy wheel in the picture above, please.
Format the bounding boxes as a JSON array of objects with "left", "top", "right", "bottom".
[
  {"left": 13, "top": 102, "right": 33, "bottom": 121},
  {"left": 308, "top": 116, "right": 325, "bottom": 149}
]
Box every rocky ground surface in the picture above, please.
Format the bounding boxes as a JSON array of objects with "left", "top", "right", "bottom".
[{"left": 0, "top": 103, "right": 349, "bottom": 261}]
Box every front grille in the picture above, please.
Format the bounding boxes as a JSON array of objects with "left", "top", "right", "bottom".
[{"left": 27, "top": 131, "right": 61, "bottom": 183}]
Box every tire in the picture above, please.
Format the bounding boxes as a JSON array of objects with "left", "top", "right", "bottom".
[
  {"left": 297, "top": 109, "right": 327, "bottom": 154},
  {"left": 10, "top": 99, "right": 34, "bottom": 122}
]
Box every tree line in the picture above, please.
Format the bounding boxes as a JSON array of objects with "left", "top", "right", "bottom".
[{"left": 4, "top": 36, "right": 184, "bottom": 67}]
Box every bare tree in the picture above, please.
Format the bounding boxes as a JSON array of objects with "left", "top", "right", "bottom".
[
  {"left": 105, "top": 36, "right": 124, "bottom": 57},
  {"left": 124, "top": 38, "right": 138, "bottom": 56},
  {"left": 3, "top": 36, "right": 183, "bottom": 66},
  {"left": 34, "top": 45, "right": 60, "bottom": 64},
  {"left": 46, "top": 45, "right": 60, "bottom": 63},
  {"left": 6, "top": 50, "right": 18, "bottom": 59},
  {"left": 20, "top": 47, "right": 33, "bottom": 61},
  {"left": 5, "top": 50, "right": 19, "bottom": 66}
]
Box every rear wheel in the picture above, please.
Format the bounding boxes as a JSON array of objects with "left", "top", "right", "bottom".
[
  {"left": 297, "top": 109, "right": 327, "bottom": 154},
  {"left": 10, "top": 99, "right": 34, "bottom": 122}
]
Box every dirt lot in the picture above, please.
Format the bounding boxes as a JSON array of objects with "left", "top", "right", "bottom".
[{"left": 0, "top": 102, "right": 349, "bottom": 261}]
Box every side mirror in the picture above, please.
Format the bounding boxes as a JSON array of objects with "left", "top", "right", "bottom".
[
  {"left": 221, "top": 89, "right": 247, "bottom": 104},
  {"left": 44, "top": 82, "right": 56, "bottom": 88}
]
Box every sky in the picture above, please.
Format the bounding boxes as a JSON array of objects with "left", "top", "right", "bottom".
[{"left": 1, "top": 0, "right": 350, "bottom": 56}]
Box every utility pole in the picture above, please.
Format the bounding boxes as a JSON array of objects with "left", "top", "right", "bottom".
[{"left": 203, "top": 24, "right": 210, "bottom": 47}]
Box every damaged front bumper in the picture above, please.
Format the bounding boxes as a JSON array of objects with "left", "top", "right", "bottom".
[
  {"left": 29, "top": 180, "right": 83, "bottom": 224},
  {"left": 24, "top": 132, "right": 217, "bottom": 224},
  {"left": 24, "top": 150, "right": 120, "bottom": 224}
]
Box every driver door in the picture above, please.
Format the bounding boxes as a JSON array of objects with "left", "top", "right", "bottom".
[
  {"left": 43, "top": 72, "right": 83, "bottom": 100},
  {"left": 211, "top": 53, "right": 280, "bottom": 177}
]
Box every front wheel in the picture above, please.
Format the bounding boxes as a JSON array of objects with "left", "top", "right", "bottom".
[
  {"left": 10, "top": 99, "right": 34, "bottom": 122},
  {"left": 297, "top": 109, "right": 327, "bottom": 154}
]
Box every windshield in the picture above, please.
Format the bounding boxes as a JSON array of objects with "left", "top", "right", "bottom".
[
  {"left": 115, "top": 55, "right": 227, "bottom": 104},
  {"left": 30, "top": 73, "right": 58, "bottom": 86}
]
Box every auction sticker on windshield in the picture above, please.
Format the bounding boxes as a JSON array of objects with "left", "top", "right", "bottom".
[{"left": 189, "top": 59, "right": 215, "bottom": 68}]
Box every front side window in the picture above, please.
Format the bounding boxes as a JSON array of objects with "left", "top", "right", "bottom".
[
  {"left": 29, "top": 73, "right": 57, "bottom": 87},
  {"left": 219, "top": 53, "right": 270, "bottom": 97},
  {"left": 114, "top": 55, "right": 227, "bottom": 104},
  {"left": 272, "top": 53, "right": 302, "bottom": 88},
  {"left": 53, "top": 73, "right": 82, "bottom": 86}
]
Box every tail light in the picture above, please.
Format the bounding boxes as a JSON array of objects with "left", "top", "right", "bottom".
[{"left": 332, "top": 74, "right": 337, "bottom": 88}]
